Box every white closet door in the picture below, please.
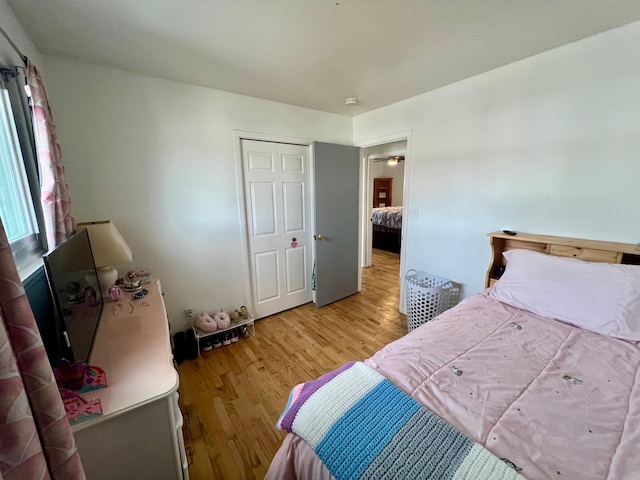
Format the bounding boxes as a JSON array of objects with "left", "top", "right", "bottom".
[{"left": 242, "top": 140, "right": 312, "bottom": 318}]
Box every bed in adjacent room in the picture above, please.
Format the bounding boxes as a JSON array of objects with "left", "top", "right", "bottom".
[
  {"left": 371, "top": 206, "right": 402, "bottom": 253},
  {"left": 266, "top": 231, "right": 640, "bottom": 480}
]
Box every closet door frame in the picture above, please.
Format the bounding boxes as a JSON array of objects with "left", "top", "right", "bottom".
[{"left": 234, "top": 131, "right": 316, "bottom": 317}]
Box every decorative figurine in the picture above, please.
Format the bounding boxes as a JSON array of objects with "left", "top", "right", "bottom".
[
  {"left": 124, "top": 271, "right": 142, "bottom": 292},
  {"left": 109, "top": 285, "right": 123, "bottom": 303}
]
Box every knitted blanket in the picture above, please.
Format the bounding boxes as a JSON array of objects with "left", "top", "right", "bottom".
[{"left": 277, "top": 361, "right": 525, "bottom": 480}]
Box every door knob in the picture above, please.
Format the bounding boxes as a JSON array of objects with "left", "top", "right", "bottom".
[{"left": 314, "top": 234, "right": 325, "bottom": 241}]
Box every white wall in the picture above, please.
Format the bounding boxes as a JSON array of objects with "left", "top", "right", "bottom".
[
  {"left": 369, "top": 162, "right": 384, "bottom": 184},
  {"left": 0, "top": 0, "right": 42, "bottom": 66},
  {"left": 354, "top": 21, "right": 640, "bottom": 298},
  {"left": 381, "top": 162, "right": 405, "bottom": 206},
  {"left": 42, "top": 56, "right": 353, "bottom": 331}
]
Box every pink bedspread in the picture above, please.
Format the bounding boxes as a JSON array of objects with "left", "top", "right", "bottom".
[{"left": 266, "top": 293, "right": 640, "bottom": 480}]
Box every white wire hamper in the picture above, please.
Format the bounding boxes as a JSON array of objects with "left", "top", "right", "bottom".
[{"left": 405, "top": 270, "right": 460, "bottom": 331}]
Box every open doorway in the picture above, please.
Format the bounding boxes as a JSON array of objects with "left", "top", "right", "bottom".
[
  {"left": 362, "top": 140, "right": 407, "bottom": 264},
  {"left": 359, "top": 138, "right": 409, "bottom": 311}
]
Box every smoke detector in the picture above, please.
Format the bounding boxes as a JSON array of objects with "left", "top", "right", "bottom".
[{"left": 345, "top": 97, "right": 358, "bottom": 106}]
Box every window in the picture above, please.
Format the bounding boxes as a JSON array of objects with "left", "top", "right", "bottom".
[{"left": 0, "top": 69, "right": 46, "bottom": 268}]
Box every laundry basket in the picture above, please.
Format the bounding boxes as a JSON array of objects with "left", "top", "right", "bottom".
[{"left": 405, "top": 270, "right": 460, "bottom": 331}]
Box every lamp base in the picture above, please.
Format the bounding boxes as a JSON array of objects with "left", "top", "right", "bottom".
[
  {"left": 84, "top": 274, "right": 102, "bottom": 302},
  {"left": 96, "top": 266, "right": 118, "bottom": 297}
]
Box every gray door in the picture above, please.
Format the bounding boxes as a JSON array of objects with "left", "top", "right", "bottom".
[{"left": 314, "top": 142, "right": 360, "bottom": 307}]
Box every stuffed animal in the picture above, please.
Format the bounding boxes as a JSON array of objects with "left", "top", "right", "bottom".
[
  {"left": 213, "top": 310, "right": 231, "bottom": 329},
  {"left": 195, "top": 312, "right": 217, "bottom": 332}
]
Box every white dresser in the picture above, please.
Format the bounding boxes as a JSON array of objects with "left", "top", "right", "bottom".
[{"left": 72, "top": 279, "right": 188, "bottom": 480}]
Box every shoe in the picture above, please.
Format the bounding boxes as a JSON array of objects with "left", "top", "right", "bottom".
[
  {"left": 240, "top": 306, "right": 250, "bottom": 320},
  {"left": 241, "top": 325, "right": 250, "bottom": 338},
  {"left": 185, "top": 329, "right": 199, "bottom": 360},
  {"left": 213, "top": 310, "right": 231, "bottom": 329},
  {"left": 173, "top": 332, "right": 186, "bottom": 364},
  {"left": 212, "top": 335, "right": 222, "bottom": 348},
  {"left": 195, "top": 312, "right": 217, "bottom": 333},
  {"left": 222, "top": 333, "right": 231, "bottom": 346},
  {"left": 230, "top": 328, "right": 239, "bottom": 343},
  {"left": 201, "top": 339, "right": 213, "bottom": 352},
  {"left": 231, "top": 310, "right": 241, "bottom": 322}
]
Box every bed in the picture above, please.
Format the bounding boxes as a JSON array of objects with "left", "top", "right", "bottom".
[
  {"left": 266, "top": 231, "right": 640, "bottom": 480},
  {"left": 371, "top": 206, "right": 402, "bottom": 253}
]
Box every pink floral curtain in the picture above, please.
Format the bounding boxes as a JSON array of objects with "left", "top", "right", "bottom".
[
  {"left": 0, "top": 218, "right": 85, "bottom": 479},
  {"left": 26, "top": 60, "right": 75, "bottom": 248}
]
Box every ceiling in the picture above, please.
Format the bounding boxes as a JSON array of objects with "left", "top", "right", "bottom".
[{"left": 7, "top": 0, "right": 640, "bottom": 116}]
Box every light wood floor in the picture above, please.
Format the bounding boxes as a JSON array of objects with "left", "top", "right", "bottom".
[{"left": 178, "top": 249, "right": 406, "bottom": 480}]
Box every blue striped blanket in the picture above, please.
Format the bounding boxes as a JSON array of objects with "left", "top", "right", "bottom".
[{"left": 277, "top": 361, "right": 525, "bottom": 480}]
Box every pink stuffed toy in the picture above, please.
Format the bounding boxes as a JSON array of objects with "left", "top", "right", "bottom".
[
  {"left": 195, "top": 312, "right": 217, "bottom": 332},
  {"left": 213, "top": 310, "right": 231, "bottom": 329}
]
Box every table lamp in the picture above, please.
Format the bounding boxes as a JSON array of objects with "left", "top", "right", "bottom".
[{"left": 77, "top": 220, "right": 132, "bottom": 296}]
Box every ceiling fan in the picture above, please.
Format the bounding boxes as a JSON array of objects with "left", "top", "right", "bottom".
[{"left": 373, "top": 155, "right": 405, "bottom": 165}]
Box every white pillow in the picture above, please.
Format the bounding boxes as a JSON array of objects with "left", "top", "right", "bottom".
[{"left": 490, "top": 249, "right": 640, "bottom": 341}]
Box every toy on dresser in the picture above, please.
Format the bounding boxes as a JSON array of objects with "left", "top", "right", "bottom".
[
  {"left": 123, "top": 271, "right": 142, "bottom": 292},
  {"left": 54, "top": 360, "right": 108, "bottom": 425}
]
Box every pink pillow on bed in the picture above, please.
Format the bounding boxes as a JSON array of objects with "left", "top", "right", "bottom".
[{"left": 490, "top": 249, "right": 640, "bottom": 341}]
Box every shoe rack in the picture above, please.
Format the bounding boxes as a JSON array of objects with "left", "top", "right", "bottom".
[{"left": 192, "top": 315, "right": 255, "bottom": 356}]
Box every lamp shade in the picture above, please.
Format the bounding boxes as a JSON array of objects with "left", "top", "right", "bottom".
[
  {"left": 77, "top": 220, "right": 132, "bottom": 295},
  {"left": 77, "top": 220, "right": 132, "bottom": 267}
]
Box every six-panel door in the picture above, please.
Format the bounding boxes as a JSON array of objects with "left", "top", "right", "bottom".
[{"left": 242, "top": 140, "right": 312, "bottom": 318}]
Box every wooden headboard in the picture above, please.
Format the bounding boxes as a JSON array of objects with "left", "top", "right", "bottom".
[{"left": 485, "top": 231, "right": 640, "bottom": 288}]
